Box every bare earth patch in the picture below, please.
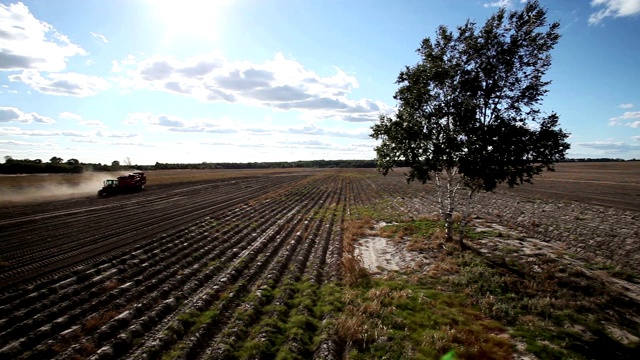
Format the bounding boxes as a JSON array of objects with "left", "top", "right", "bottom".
[{"left": 354, "top": 222, "right": 422, "bottom": 275}]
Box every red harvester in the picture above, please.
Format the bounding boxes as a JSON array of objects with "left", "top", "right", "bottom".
[{"left": 98, "top": 171, "right": 146, "bottom": 197}]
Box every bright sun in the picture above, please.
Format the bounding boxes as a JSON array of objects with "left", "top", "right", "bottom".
[{"left": 151, "top": 0, "right": 231, "bottom": 42}]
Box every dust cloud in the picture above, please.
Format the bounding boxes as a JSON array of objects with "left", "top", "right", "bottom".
[{"left": 0, "top": 172, "right": 117, "bottom": 205}]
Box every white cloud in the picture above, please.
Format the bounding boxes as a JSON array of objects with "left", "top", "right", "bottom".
[
  {"left": 79, "top": 120, "right": 105, "bottom": 127},
  {"left": 618, "top": 103, "right": 634, "bottom": 108},
  {"left": 109, "top": 141, "right": 155, "bottom": 147},
  {"left": 285, "top": 123, "right": 371, "bottom": 139},
  {"left": 9, "top": 70, "right": 110, "bottom": 96},
  {"left": 95, "top": 129, "right": 137, "bottom": 138},
  {"left": 0, "top": 126, "right": 89, "bottom": 137},
  {"left": 576, "top": 141, "right": 640, "bottom": 153},
  {"left": 632, "top": 136, "right": 640, "bottom": 141},
  {"left": 59, "top": 112, "right": 82, "bottom": 120},
  {"left": 129, "top": 112, "right": 239, "bottom": 134},
  {"left": 278, "top": 140, "right": 332, "bottom": 147},
  {"left": 0, "top": 2, "right": 86, "bottom": 71},
  {"left": 484, "top": 0, "right": 512, "bottom": 8},
  {"left": 589, "top": 0, "right": 640, "bottom": 25},
  {"left": 125, "top": 112, "right": 372, "bottom": 140},
  {"left": 0, "top": 139, "right": 38, "bottom": 146},
  {"left": 58, "top": 112, "right": 104, "bottom": 127},
  {"left": 117, "top": 52, "right": 389, "bottom": 123},
  {"left": 70, "top": 138, "right": 99, "bottom": 143},
  {"left": 608, "top": 111, "right": 640, "bottom": 126},
  {"left": 111, "top": 60, "right": 123, "bottom": 73},
  {"left": 0, "top": 106, "right": 55, "bottom": 124},
  {"left": 90, "top": 32, "right": 108, "bottom": 43}
]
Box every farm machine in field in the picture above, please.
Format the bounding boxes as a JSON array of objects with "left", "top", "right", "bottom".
[{"left": 98, "top": 171, "right": 147, "bottom": 197}]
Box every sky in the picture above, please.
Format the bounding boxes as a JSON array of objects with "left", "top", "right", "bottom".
[{"left": 1, "top": 0, "right": 639, "bottom": 165}]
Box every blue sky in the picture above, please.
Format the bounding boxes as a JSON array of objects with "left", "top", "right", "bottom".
[{"left": 1, "top": 0, "right": 639, "bottom": 165}]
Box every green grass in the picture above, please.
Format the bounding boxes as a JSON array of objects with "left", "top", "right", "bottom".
[
  {"left": 380, "top": 219, "right": 500, "bottom": 242},
  {"left": 232, "top": 281, "right": 344, "bottom": 360},
  {"left": 336, "top": 276, "right": 511, "bottom": 359},
  {"left": 437, "top": 253, "right": 640, "bottom": 359},
  {"left": 176, "top": 308, "right": 219, "bottom": 334},
  {"left": 347, "top": 215, "right": 639, "bottom": 359}
]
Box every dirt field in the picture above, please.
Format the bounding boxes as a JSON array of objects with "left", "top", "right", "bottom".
[
  {"left": 0, "top": 164, "right": 638, "bottom": 359},
  {"left": 503, "top": 161, "right": 640, "bottom": 211}
]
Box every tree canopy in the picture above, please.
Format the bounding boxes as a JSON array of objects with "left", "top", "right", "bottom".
[{"left": 371, "top": 1, "right": 570, "bottom": 244}]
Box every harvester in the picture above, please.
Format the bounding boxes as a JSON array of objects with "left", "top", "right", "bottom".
[{"left": 98, "top": 171, "right": 147, "bottom": 197}]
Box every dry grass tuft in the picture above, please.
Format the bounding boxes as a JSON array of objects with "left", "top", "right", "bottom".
[
  {"left": 452, "top": 212, "right": 463, "bottom": 223},
  {"left": 335, "top": 312, "right": 369, "bottom": 346},
  {"left": 102, "top": 280, "right": 121, "bottom": 293},
  {"left": 428, "top": 256, "right": 460, "bottom": 277},
  {"left": 342, "top": 216, "right": 374, "bottom": 285},
  {"left": 430, "top": 227, "right": 448, "bottom": 247}
]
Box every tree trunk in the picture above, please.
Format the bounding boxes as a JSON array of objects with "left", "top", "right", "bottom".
[
  {"left": 436, "top": 168, "right": 460, "bottom": 243},
  {"left": 458, "top": 187, "right": 477, "bottom": 250},
  {"left": 444, "top": 168, "right": 457, "bottom": 242}
]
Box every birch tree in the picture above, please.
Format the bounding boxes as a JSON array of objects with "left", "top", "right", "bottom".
[{"left": 371, "top": 0, "right": 570, "bottom": 248}]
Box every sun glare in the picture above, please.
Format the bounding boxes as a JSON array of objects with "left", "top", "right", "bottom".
[{"left": 151, "top": 0, "right": 231, "bottom": 42}]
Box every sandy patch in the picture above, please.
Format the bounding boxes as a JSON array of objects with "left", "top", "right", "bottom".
[{"left": 354, "top": 222, "right": 421, "bottom": 274}]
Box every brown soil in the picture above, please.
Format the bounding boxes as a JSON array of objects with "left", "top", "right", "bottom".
[{"left": 502, "top": 162, "right": 640, "bottom": 211}]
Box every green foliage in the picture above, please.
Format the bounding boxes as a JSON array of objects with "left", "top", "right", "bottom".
[
  {"left": 371, "top": 0, "right": 569, "bottom": 191},
  {"left": 0, "top": 157, "right": 87, "bottom": 174},
  {"left": 49, "top": 156, "right": 63, "bottom": 164}
]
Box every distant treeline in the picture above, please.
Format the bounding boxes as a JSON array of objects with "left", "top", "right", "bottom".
[
  {"left": 2, "top": 156, "right": 636, "bottom": 175},
  {"left": 561, "top": 158, "right": 637, "bottom": 162},
  {"left": 0, "top": 157, "right": 376, "bottom": 174},
  {"left": 150, "top": 159, "right": 377, "bottom": 170},
  {"left": 1, "top": 157, "right": 88, "bottom": 174}
]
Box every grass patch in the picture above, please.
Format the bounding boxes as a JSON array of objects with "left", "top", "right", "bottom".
[
  {"left": 585, "top": 261, "right": 639, "bottom": 284},
  {"left": 176, "top": 308, "right": 219, "bottom": 335},
  {"left": 336, "top": 276, "right": 511, "bottom": 359},
  {"left": 607, "top": 268, "right": 639, "bottom": 284},
  {"left": 380, "top": 219, "right": 500, "bottom": 243},
  {"left": 434, "top": 253, "right": 640, "bottom": 359},
  {"left": 233, "top": 281, "right": 344, "bottom": 360},
  {"left": 342, "top": 211, "right": 639, "bottom": 359}
]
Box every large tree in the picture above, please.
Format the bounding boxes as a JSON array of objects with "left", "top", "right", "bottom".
[
  {"left": 371, "top": 1, "right": 569, "bottom": 248},
  {"left": 49, "top": 156, "right": 63, "bottom": 164}
]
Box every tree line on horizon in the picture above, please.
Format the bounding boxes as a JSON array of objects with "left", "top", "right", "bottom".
[
  {"left": 1, "top": 155, "right": 636, "bottom": 175},
  {"left": 0, "top": 156, "right": 381, "bottom": 174}
]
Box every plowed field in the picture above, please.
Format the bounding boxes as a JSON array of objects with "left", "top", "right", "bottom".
[
  {"left": 0, "top": 169, "right": 410, "bottom": 359},
  {"left": 1, "top": 164, "right": 638, "bottom": 359}
]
